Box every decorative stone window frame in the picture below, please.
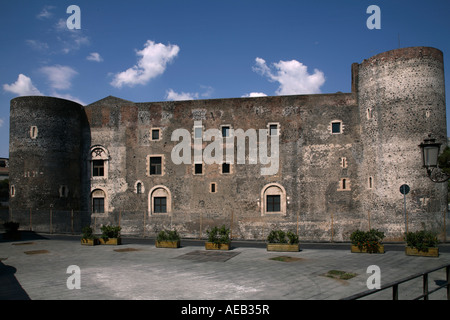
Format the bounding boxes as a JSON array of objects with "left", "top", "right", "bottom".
[
  {"left": 91, "top": 187, "right": 108, "bottom": 216},
  {"left": 150, "top": 128, "right": 162, "bottom": 141},
  {"left": 134, "top": 180, "right": 145, "bottom": 194},
  {"left": 267, "top": 122, "right": 280, "bottom": 136},
  {"left": 148, "top": 185, "right": 172, "bottom": 215},
  {"left": 146, "top": 154, "right": 165, "bottom": 176},
  {"left": 220, "top": 124, "right": 233, "bottom": 138},
  {"left": 89, "top": 145, "right": 110, "bottom": 179},
  {"left": 59, "top": 185, "right": 69, "bottom": 198},
  {"left": 260, "top": 183, "right": 287, "bottom": 216},
  {"left": 337, "top": 178, "right": 351, "bottom": 191},
  {"left": 10, "top": 185, "right": 15, "bottom": 198},
  {"left": 329, "top": 120, "right": 344, "bottom": 134},
  {"left": 340, "top": 157, "right": 348, "bottom": 169}
]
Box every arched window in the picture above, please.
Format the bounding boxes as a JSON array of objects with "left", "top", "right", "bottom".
[
  {"left": 90, "top": 146, "right": 109, "bottom": 178},
  {"left": 135, "top": 181, "right": 144, "bottom": 194},
  {"left": 261, "top": 183, "right": 287, "bottom": 216},
  {"left": 91, "top": 189, "right": 106, "bottom": 214},
  {"left": 149, "top": 186, "right": 172, "bottom": 215}
]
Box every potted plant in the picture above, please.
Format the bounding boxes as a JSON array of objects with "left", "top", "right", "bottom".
[
  {"left": 99, "top": 225, "right": 122, "bottom": 245},
  {"left": 3, "top": 221, "right": 20, "bottom": 240},
  {"left": 350, "top": 229, "right": 385, "bottom": 253},
  {"left": 266, "top": 229, "right": 300, "bottom": 252},
  {"left": 81, "top": 226, "right": 99, "bottom": 246},
  {"left": 156, "top": 229, "right": 181, "bottom": 248},
  {"left": 404, "top": 230, "right": 439, "bottom": 257},
  {"left": 205, "top": 225, "right": 231, "bottom": 250}
]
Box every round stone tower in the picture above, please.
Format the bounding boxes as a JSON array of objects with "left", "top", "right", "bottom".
[
  {"left": 9, "top": 96, "right": 86, "bottom": 225},
  {"left": 357, "top": 47, "right": 447, "bottom": 240}
]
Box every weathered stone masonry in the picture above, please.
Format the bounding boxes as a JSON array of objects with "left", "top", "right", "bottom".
[{"left": 8, "top": 47, "right": 448, "bottom": 241}]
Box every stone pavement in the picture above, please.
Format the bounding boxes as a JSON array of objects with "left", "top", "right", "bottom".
[{"left": 1, "top": 233, "right": 449, "bottom": 302}]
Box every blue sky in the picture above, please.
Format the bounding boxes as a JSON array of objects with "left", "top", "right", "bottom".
[{"left": 0, "top": 0, "right": 449, "bottom": 157}]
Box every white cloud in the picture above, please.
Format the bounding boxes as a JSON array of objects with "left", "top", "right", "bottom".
[
  {"left": 111, "top": 40, "right": 180, "bottom": 88},
  {"left": 166, "top": 89, "right": 199, "bottom": 101},
  {"left": 3, "top": 74, "right": 43, "bottom": 96},
  {"left": 242, "top": 92, "right": 267, "bottom": 98},
  {"left": 26, "top": 39, "right": 49, "bottom": 52},
  {"left": 87, "top": 52, "right": 103, "bottom": 62},
  {"left": 37, "top": 6, "right": 55, "bottom": 20},
  {"left": 253, "top": 57, "right": 325, "bottom": 95},
  {"left": 54, "top": 19, "right": 89, "bottom": 54},
  {"left": 40, "top": 65, "right": 78, "bottom": 90}
]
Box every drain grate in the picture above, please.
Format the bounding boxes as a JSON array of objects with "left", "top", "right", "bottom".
[
  {"left": 269, "top": 256, "right": 303, "bottom": 262},
  {"left": 12, "top": 242, "right": 35, "bottom": 246},
  {"left": 175, "top": 250, "right": 240, "bottom": 262},
  {"left": 24, "top": 250, "right": 50, "bottom": 255},
  {"left": 113, "top": 248, "right": 141, "bottom": 252}
]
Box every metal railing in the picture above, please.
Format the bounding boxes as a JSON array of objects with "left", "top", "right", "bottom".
[{"left": 343, "top": 264, "right": 450, "bottom": 300}]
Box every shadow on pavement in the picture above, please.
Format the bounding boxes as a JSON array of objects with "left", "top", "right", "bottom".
[{"left": 0, "top": 261, "right": 31, "bottom": 300}]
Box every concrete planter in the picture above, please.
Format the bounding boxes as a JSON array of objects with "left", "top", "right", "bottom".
[
  {"left": 156, "top": 240, "right": 181, "bottom": 248},
  {"left": 405, "top": 247, "right": 439, "bottom": 257},
  {"left": 267, "top": 243, "right": 300, "bottom": 252},
  {"left": 205, "top": 242, "right": 230, "bottom": 250},
  {"left": 351, "top": 244, "right": 385, "bottom": 254},
  {"left": 99, "top": 238, "right": 122, "bottom": 245},
  {"left": 81, "top": 238, "right": 99, "bottom": 246}
]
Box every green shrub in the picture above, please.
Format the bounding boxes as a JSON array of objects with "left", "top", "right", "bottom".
[
  {"left": 350, "top": 229, "right": 385, "bottom": 253},
  {"left": 206, "top": 225, "right": 230, "bottom": 244},
  {"left": 100, "top": 225, "right": 121, "bottom": 240},
  {"left": 267, "top": 230, "right": 299, "bottom": 245},
  {"left": 404, "top": 230, "right": 438, "bottom": 252},
  {"left": 81, "top": 226, "right": 97, "bottom": 240},
  {"left": 157, "top": 229, "right": 180, "bottom": 242}
]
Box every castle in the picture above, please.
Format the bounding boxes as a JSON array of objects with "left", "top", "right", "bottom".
[{"left": 8, "top": 46, "right": 448, "bottom": 241}]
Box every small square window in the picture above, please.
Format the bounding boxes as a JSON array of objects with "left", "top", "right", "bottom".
[
  {"left": 194, "top": 163, "right": 203, "bottom": 175},
  {"left": 150, "top": 157, "right": 162, "bottom": 175},
  {"left": 331, "top": 122, "right": 342, "bottom": 134},
  {"left": 151, "top": 129, "right": 160, "bottom": 141},
  {"left": 222, "top": 163, "right": 230, "bottom": 174},
  {"left": 269, "top": 124, "right": 278, "bottom": 136}
]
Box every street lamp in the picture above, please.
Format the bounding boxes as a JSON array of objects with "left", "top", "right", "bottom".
[{"left": 419, "top": 138, "right": 450, "bottom": 183}]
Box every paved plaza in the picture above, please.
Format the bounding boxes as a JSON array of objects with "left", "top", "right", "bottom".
[{"left": 1, "top": 233, "right": 449, "bottom": 302}]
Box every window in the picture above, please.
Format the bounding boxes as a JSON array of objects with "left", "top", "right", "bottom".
[
  {"left": 92, "top": 160, "right": 104, "bottom": 177},
  {"left": 269, "top": 124, "right": 279, "bottom": 136},
  {"left": 221, "top": 126, "right": 230, "bottom": 138},
  {"left": 368, "top": 177, "right": 373, "bottom": 189},
  {"left": 150, "top": 156, "right": 162, "bottom": 175},
  {"left": 338, "top": 178, "right": 351, "bottom": 191},
  {"left": 10, "top": 185, "right": 15, "bottom": 197},
  {"left": 266, "top": 195, "right": 281, "bottom": 212},
  {"left": 59, "top": 185, "right": 69, "bottom": 198},
  {"left": 261, "top": 183, "right": 286, "bottom": 216},
  {"left": 90, "top": 146, "right": 109, "bottom": 179},
  {"left": 222, "top": 162, "right": 230, "bottom": 174},
  {"left": 91, "top": 189, "right": 106, "bottom": 214},
  {"left": 137, "top": 183, "right": 142, "bottom": 194},
  {"left": 151, "top": 129, "right": 160, "bottom": 141},
  {"left": 331, "top": 120, "right": 343, "bottom": 134},
  {"left": 340, "top": 157, "right": 348, "bottom": 168},
  {"left": 210, "top": 183, "right": 217, "bottom": 193},
  {"left": 194, "top": 163, "right": 203, "bottom": 175},
  {"left": 154, "top": 197, "right": 167, "bottom": 213},
  {"left": 30, "top": 126, "right": 38, "bottom": 139},
  {"left": 149, "top": 186, "right": 171, "bottom": 215},
  {"left": 194, "top": 127, "right": 202, "bottom": 139},
  {"left": 93, "top": 198, "right": 105, "bottom": 213}
]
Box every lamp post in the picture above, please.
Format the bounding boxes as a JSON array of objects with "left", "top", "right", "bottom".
[{"left": 419, "top": 138, "right": 450, "bottom": 183}]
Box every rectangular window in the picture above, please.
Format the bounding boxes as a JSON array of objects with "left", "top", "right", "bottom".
[
  {"left": 222, "top": 163, "right": 230, "bottom": 174},
  {"left": 93, "top": 198, "right": 105, "bottom": 213},
  {"left": 194, "top": 127, "right": 202, "bottom": 139},
  {"left": 266, "top": 195, "right": 281, "bottom": 212},
  {"left": 92, "top": 160, "right": 104, "bottom": 177},
  {"left": 269, "top": 124, "right": 278, "bottom": 136},
  {"left": 194, "top": 163, "right": 203, "bottom": 175},
  {"left": 332, "top": 122, "right": 341, "bottom": 134},
  {"left": 221, "top": 126, "right": 230, "bottom": 138},
  {"left": 150, "top": 157, "right": 162, "bottom": 175},
  {"left": 151, "top": 129, "right": 160, "bottom": 141},
  {"left": 210, "top": 183, "right": 216, "bottom": 193},
  {"left": 154, "top": 197, "right": 167, "bottom": 213}
]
